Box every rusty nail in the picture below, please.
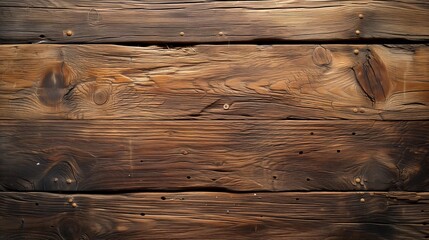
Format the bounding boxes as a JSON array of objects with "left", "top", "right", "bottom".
[
  {"left": 65, "top": 30, "right": 73, "bottom": 36},
  {"left": 223, "top": 104, "right": 230, "bottom": 110},
  {"left": 353, "top": 49, "right": 359, "bottom": 55}
]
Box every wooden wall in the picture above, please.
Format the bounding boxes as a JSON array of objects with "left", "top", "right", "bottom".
[{"left": 0, "top": 1, "right": 428, "bottom": 239}]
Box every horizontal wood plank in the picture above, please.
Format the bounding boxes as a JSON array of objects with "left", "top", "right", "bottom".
[
  {"left": 1, "top": 44, "right": 428, "bottom": 120},
  {"left": 0, "top": 0, "right": 428, "bottom": 43},
  {"left": 1, "top": 120, "right": 428, "bottom": 192},
  {"left": 0, "top": 192, "right": 428, "bottom": 239}
]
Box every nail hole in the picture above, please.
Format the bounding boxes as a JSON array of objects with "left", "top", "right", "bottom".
[
  {"left": 35, "top": 202, "right": 39, "bottom": 206},
  {"left": 423, "top": 222, "right": 427, "bottom": 226},
  {"left": 39, "top": 34, "right": 45, "bottom": 38},
  {"left": 310, "top": 132, "right": 314, "bottom": 135},
  {"left": 161, "top": 196, "right": 166, "bottom": 200},
  {"left": 337, "top": 150, "right": 341, "bottom": 153},
  {"left": 50, "top": 225, "right": 54, "bottom": 228},
  {"left": 272, "top": 176, "right": 277, "bottom": 180},
  {"left": 140, "top": 213, "right": 145, "bottom": 216},
  {"left": 352, "top": 132, "right": 356, "bottom": 135},
  {"left": 140, "top": 160, "right": 143, "bottom": 162},
  {"left": 296, "top": 198, "right": 299, "bottom": 201},
  {"left": 299, "top": 151, "right": 303, "bottom": 155},
  {"left": 306, "top": 178, "right": 311, "bottom": 181},
  {"left": 211, "top": 178, "right": 216, "bottom": 181},
  {"left": 422, "top": 210, "right": 425, "bottom": 212},
  {"left": 186, "top": 176, "right": 191, "bottom": 179}
]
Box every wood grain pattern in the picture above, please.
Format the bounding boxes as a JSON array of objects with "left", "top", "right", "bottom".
[
  {"left": 1, "top": 44, "right": 428, "bottom": 120},
  {"left": 0, "top": 0, "right": 428, "bottom": 43},
  {"left": 1, "top": 192, "right": 428, "bottom": 239},
  {"left": 1, "top": 120, "right": 428, "bottom": 192}
]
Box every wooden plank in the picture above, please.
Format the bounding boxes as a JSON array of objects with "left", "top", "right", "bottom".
[
  {"left": 0, "top": 192, "right": 428, "bottom": 239},
  {"left": 0, "top": 0, "right": 428, "bottom": 43},
  {"left": 1, "top": 120, "right": 428, "bottom": 192},
  {"left": 1, "top": 44, "right": 428, "bottom": 120}
]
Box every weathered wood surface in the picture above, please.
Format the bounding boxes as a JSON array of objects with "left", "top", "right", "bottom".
[
  {"left": 1, "top": 44, "right": 428, "bottom": 120},
  {"left": 0, "top": 192, "right": 428, "bottom": 239},
  {"left": 0, "top": 0, "right": 428, "bottom": 43},
  {"left": 1, "top": 120, "right": 427, "bottom": 192}
]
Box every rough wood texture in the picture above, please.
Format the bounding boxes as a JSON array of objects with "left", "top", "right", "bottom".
[
  {"left": 1, "top": 44, "right": 428, "bottom": 120},
  {"left": 1, "top": 120, "right": 428, "bottom": 192},
  {"left": 0, "top": 192, "right": 428, "bottom": 239},
  {"left": 0, "top": 0, "right": 428, "bottom": 43}
]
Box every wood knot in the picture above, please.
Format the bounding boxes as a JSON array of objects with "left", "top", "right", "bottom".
[
  {"left": 90, "top": 83, "right": 111, "bottom": 105},
  {"left": 93, "top": 89, "right": 109, "bottom": 105},
  {"left": 37, "top": 65, "right": 72, "bottom": 106},
  {"left": 352, "top": 49, "right": 392, "bottom": 103},
  {"left": 312, "top": 46, "right": 332, "bottom": 66}
]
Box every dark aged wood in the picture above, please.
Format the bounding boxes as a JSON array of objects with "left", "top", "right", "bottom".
[
  {"left": 1, "top": 120, "right": 428, "bottom": 192},
  {"left": 1, "top": 44, "right": 428, "bottom": 120},
  {"left": 0, "top": 0, "right": 428, "bottom": 43},
  {"left": 0, "top": 192, "right": 428, "bottom": 240}
]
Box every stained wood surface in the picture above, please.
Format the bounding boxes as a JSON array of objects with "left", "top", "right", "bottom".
[
  {"left": 0, "top": 192, "right": 428, "bottom": 239},
  {"left": 1, "top": 44, "right": 428, "bottom": 120},
  {"left": 1, "top": 120, "right": 428, "bottom": 192},
  {"left": 0, "top": 0, "right": 428, "bottom": 43}
]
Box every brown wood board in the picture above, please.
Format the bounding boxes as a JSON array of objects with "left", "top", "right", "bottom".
[
  {"left": 0, "top": 0, "right": 428, "bottom": 43},
  {"left": 0, "top": 192, "right": 428, "bottom": 239},
  {"left": 1, "top": 120, "right": 428, "bottom": 192},
  {"left": 1, "top": 44, "right": 428, "bottom": 120}
]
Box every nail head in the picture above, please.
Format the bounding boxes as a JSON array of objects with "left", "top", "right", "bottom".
[
  {"left": 353, "top": 49, "right": 359, "bottom": 55},
  {"left": 71, "top": 202, "right": 78, "bottom": 208},
  {"left": 355, "top": 30, "right": 361, "bottom": 35},
  {"left": 66, "top": 179, "right": 72, "bottom": 184},
  {"left": 355, "top": 177, "right": 361, "bottom": 183},
  {"left": 353, "top": 108, "right": 358, "bottom": 113},
  {"left": 65, "top": 30, "right": 73, "bottom": 36},
  {"left": 179, "top": 32, "right": 185, "bottom": 36},
  {"left": 359, "top": 14, "right": 364, "bottom": 19},
  {"left": 223, "top": 103, "right": 230, "bottom": 110},
  {"left": 360, "top": 198, "right": 365, "bottom": 203}
]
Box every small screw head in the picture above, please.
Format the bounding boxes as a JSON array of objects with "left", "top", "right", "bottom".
[
  {"left": 353, "top": 49, "right": 359, "bottom": 55},
  {"left": 179, "top": 32, "right": 185, "bottom": 36},
  {"left": 65, "top": 30, "right": 73, "bottom": 36},
  {"left": 223, "top": 103, "right": 230, "bottom": 110},
  {"left": 358, "top": 14, "right": 364, "bottom": 19},
  {"left": 355, "top": 30, "right": 361, "bottom": 35},
  {"left": 71, "top": 202, "right": 78, "bottom": 208}
]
